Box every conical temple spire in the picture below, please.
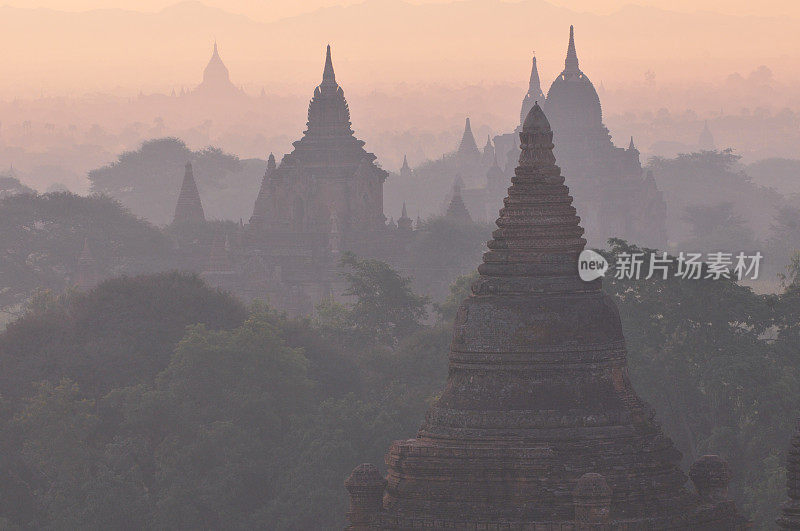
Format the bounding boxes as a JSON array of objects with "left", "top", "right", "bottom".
[
  {"left": 529, "top": 55, "right": 542, "bottom": 94},
  {"left": 457, "top": 117, "right": 480, "bottom": 157},
  {"left": 480, "top": 102, "right": 585, "bottom": 282},
  {"left": 322, "top": 44, "right": 336, "bottom": 85},
  {"left": 565, "top": 25, "right": 580, "bottom": 73},
  {"left": 400, "top": 154, "right": 411, "bottom": 175},
  {"left": 173, "top": 162, "right": 205, "bottom": 224},
  {"left": 520, "top": 54, "right": 546, "bottom": 126},
  {"left": 302, "top": 45, "right": 354, "bottom": 139},
  {"left": 628, "top": 136, "right": 636, "bottom": 150},
  {"left": 401, "top": 202, "right": 408, "bottom": 219}
]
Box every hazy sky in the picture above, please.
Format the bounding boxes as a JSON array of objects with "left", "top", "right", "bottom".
[
  {"left": 3, "top": 0, "right": 800, "bottom": 19},
  {"left": 0, "top": 0, "right": 797, "bottom": 96}
]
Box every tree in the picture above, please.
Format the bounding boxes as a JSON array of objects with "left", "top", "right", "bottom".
[
  {"left": 88, "top": 138, "right": 242, "bottom": 224},
  {"left": 0, "top": 192, "right": 173, "bottom": 317},
  {"left": 0, "top": 271, "right": 247, "bottom": 399},
  {"left": 681, "top": 201, "right": 758, "bottom": 254},
  {"left": 601, "top": 239, "right": 797, "bottom": 528},
  {"left": 338, "top": 252, "right": 429, "bottom": 345}
]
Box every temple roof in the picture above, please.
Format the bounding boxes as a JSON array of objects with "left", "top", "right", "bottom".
[
  {"left": 173, "top": 162, "right": 205, "bottom": 224},
  {"left": 280, "top": 45, "right": 382, "bottom": 173}
]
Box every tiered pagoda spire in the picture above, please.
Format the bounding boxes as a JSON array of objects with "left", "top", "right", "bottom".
[
  {"left": 173, "top": 162, "right": 205, "bottom": 224},
  {"left": 300, "top": 44, "right": 357, "bottom": 142},
  {"left": 520, "top": 54, "right": 545, "bottom": 125},
  {"left": 456, "top": 117, "right": 480, "bottom": 158},
  {"left": 565, "top": 24, "right": 580, "bottom": 73},
  {"left": 346, "top": 104, "right": 745, "bottom": 529}
]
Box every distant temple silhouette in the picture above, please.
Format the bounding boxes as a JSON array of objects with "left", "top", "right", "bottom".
[
  {"left": 173, "top": 162, "right": 205, "bottom": 224},
  {"left": 490, "top": 26, "right": 667, "bottom": 248},
  {"left": 170, "top": 46, "right": 469, "bottom": 314},
  {"left": 192, "top": 42, "right": 245, "bottom": 99}
]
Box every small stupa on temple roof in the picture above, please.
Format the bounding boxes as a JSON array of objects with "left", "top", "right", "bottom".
[
  {"left": 173, "top": 162, "right": 205, "bottom": 225},
  {"left": 444, "top": 181, "right": 472, "bottom": 223},
  {"left": 75, "top": 237, "right": 98, "bottom": 291},
  {"left": 345, "top": 103, "right": 746, "bottom": 529}
]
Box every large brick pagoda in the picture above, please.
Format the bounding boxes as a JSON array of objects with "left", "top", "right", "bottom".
[{"left": 345, "top": 103, "right": 747, "bottom": 529}]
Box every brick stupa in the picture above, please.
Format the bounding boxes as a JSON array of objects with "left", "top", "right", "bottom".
[{"left": 345, "top": 103, "right": 746, "bottom": 529}]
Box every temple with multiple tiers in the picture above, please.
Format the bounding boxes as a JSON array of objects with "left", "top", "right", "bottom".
[{"left": 344, "top": 104, "right": 745, "bottom": 529}]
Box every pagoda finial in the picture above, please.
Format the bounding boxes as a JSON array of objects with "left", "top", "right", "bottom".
[
  {"left": 401, "top": 202, "right": 408, "bottom": 219},
  {"left": 323, "top": 44, "right": 336, "bottom": 85},
  {"left": 529, "top": 55, "right": 542, "bottom": 94},
  {"left": 565, "top": 25, "right": 579, "bottom": 73},
  {"left": 267, "top": 153, "right": 276, "bottom": 171},
  {"left": 628, "top": 136, "right": 636, "bottom": 150}
]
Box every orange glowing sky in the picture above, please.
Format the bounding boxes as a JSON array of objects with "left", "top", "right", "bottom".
[{"left": 0, "top": 0, "right": 797, "bottom": 96}]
